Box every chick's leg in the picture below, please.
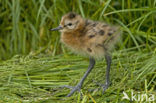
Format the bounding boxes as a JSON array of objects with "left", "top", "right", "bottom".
[
  {"left": 101, "top": 55, "right": 111, "bottom": 93},
  {"left": 63, "top": 58, "right": 95, "bottom": 97}
]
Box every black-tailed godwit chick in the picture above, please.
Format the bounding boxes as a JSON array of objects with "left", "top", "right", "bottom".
[{"left": 51, "top": 12, "right": 121, "bottom": 97}]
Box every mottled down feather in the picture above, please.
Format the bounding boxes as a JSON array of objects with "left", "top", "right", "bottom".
[{"left": 59, "top": 12, "right": 121, "bottom": 59}]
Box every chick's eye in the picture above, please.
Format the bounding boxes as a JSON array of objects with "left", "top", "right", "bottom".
[{"left": 68, "top": 23, "right": 72, "bottom": 26}]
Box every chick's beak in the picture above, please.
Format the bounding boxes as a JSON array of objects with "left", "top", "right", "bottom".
[{"left": 50, "top": 25, "right": 63, "bottom": 31}]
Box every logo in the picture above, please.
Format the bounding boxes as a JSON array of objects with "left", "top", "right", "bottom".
[{"left": 122, "top": 90, "right": 155, "bottom": 102}]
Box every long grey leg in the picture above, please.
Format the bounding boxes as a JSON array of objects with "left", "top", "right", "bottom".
[
  {"left": 65, "top": 58, "right": 95, "bottom": 97},
  {"left": 102, "top": 55, "right": 112, "bottom": 92},
  {"left": 78, "top": 58, "right": 95, "bottom": 87}
]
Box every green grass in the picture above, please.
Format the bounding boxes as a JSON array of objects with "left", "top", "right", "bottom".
[
  {"left": 0, "top": 48, "right": 156, "bottom": 102},
  {"left": 0, "top": 0, "right": 156, "bottom": 60},
  {"left": 0, "top": 0, "right": 156, "bottom": 102}
]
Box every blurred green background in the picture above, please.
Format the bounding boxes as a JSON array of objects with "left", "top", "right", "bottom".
[
  {"left": 0, "top": 0, "right": 156, "bottom": 102},
  {"left": 0, "top": 0, "right": 156, "bottom": 60}
]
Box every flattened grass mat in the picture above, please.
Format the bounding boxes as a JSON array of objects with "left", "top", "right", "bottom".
[{"left": 0, "top": 49, "right": 156, "bottom": 102}]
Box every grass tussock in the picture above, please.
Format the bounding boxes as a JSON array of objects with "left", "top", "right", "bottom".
[{"left": 0, "top": 0, "right": 156, "bottom": 60}]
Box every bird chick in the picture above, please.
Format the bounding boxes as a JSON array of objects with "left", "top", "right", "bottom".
[{"left": 51, "top": 12, "right": 121, "bottom": 97}]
